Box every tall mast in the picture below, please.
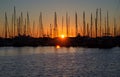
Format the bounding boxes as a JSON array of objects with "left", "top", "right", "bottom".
[
  {"left": 90, "top": 13, "right": 93, "bottom": 37},
  {"left": 27, "top": 12, "right": 30, "bottom": 36},
  {"left": 66, "top": 12, "right": 69, "bottom": 37},
  {"left": 100, "top": 8, "right": 102, "bottom": 37},
  {"left": 32, "top": 21, "right": 35, "bottom": 37},
  {"left": 107, "top": 11, "right": 109, "bottom": 36},
  {"left": 75, "top": 12, "right": 78, "bottom": 36},
  {"left": 11, "top": 14, "right": 14, "bottom": 38},
  {"left": 104, "top": 17, "right": 106, "bottom": 36},
  {"left": 95, "top": 9, "right": 98, "bottom": 38},
  {"left": 14, "top": 6, "right": 16, "bottom": 37},
  {"left": 39, "top": 12, "right": 44, "bottom": 37},
  {"left": 68, "top": 16, "right": 70, "bottom": 37},
  {"left": 83, "top": 11, "right": 86, "bottom": 36},
  {"left": 20, "top": 12, "right": 23, "bottom": 35},
  {"left": 24, "top": 18, "right": 26, "bottom": 36},
  {"left": 62, "top": 16, "right": 64, "bottom": 34},
  {"left": 50, "top": 24, "right": 52, "bottom": 38},
  {"left": 17, "top": 17, "right": 20, "bottom": 36},
  {"left": 87, "top": 23, "right": 89, "bottom": 37},
  {"left": 5, "top": 12, "right": 8, "bottom": 38},
  {"left": 114, "top": 17, "right": 116, "bottom": 37},
  {"left": 54, "top": 12, "right": 58, "bottom": 37}
]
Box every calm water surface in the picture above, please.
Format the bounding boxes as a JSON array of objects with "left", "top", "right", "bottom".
[{"left": 0, "top": 47, "right": 120, "bottom": 77}]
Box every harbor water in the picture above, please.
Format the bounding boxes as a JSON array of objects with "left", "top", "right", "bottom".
[{"left": 0, "top": 47, "right": 120, "bottom": 77}]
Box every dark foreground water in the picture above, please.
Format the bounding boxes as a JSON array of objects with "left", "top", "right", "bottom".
[{"left": 0, "top": 47, "right": 120, "bottom": 77}]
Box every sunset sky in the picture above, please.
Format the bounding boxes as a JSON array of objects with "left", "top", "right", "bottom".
[{"left": 0, "top": 0, "right": 120, "bottom": 37}]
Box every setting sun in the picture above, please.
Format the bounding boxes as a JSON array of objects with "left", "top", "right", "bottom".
[{"left": 61, "top": 34, "right": 65, "bottom": 39}]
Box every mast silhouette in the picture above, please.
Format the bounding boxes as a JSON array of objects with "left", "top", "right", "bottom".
[
  {"left": 13, "top": 6, "right": 16, "bottom": 37},
  {"left": 24, "top": 19, "right": 26, "bottom": 36},
  {"left": 107, "top": 11, "right": 109, "bottom": 36},
  {"left": 95, "top": 9, "right": 98, "bottom": 38},
  {"left": 27, "top": 12, "right": 30, "bottom": 36},
  {"left": 114, "top": 18, "right": 117, "bottom": 37},
  {"left": 75, "top": 12, "right": 78, "bottom": 36},
  {"left": 11, "top": 14, "right": 14, "bottom": 38},
  {"left": 100, "top": 8, "right": 102, "bottom": 37},
  {"left": 62, "top": 16, "right": 64, "bottom": 34},
  {"left": 5, "top": 12, "right": 8, "bottom": 38},
  {"left": 50, "top": 24, "right": 52, "bottom": 38},
  {"left": 90, "top": 13, "right": 93, "bottom": 37},
  {"left": 83, "top": 11, "right": 86, "bottom": 36},
  {"left": 54, "top": 12, "right": 58, "bottom": 37},
  {"left": 68, "top": 16, "right": 70, "bottom": 37},
  {"left": 104, "top": 17, "right": 107, "bottom": 36},
  {"left": 32, "top": 21, "right": 35, "bottom": 37},
  {"left": 20, "top": 12, "right": 23, "bottom": 35},
  {"left": 66, "top": 12, "right": 69, "bottom": 37},
  {"left": 17, "top": 17, "right": 20, "bottom": 36},
  {"left": 39, "top": 12, "right": 44, "bottom": 37},
  {"left": 87, "top": 23, "right": 89, "bottom": 37}
]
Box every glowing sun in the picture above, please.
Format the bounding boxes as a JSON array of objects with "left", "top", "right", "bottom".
[{"left": 61, "top": 34, "right": 65, "bottom": 39}]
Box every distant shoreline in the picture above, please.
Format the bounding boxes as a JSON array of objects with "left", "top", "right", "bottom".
[{"left": 0, "top": 35, "right": 120, "bottom": 49}]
